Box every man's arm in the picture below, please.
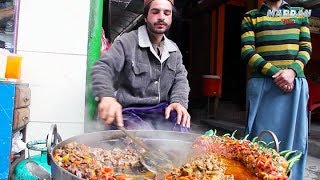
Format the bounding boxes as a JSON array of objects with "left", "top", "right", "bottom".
[
  {"left": 91, "top": 40, "right": 125, "bottom": 99},
  {"left": 169, "top": 49, "right": 190, "bottom": 109},
  {"left": 91, "top": 39, "right": 126, "bottom": 127},
  {"left": 241, "top": 14, "right": 280, "bottom": 76},
  {"left": 288, "top": 16, "right": 312, "bottom": 75},
  {"left": 166, "top": 49, "right": 191, "bottom": 128}
]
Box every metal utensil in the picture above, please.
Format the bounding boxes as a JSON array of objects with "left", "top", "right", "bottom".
[
  {"left": 95, "top": 114, "right": 174, "bottom": 173},
  {"left": 118, "top": 126, "right": 174, "bottom": 174}
]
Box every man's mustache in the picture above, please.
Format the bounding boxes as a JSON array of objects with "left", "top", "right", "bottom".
[{"left": 154, "top": 20, "right": 167, "bottom": 26}]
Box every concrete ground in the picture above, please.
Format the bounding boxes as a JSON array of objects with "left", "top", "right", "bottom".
[
  {"left": 189, "top": 101, "right": 320, "bottom": 180},
  {"left": 305, "top": 156, "right": 320, "bottom": 180}
]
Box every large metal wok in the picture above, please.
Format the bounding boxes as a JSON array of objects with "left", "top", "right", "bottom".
[{"left": 46, "top": 124, "right": 200, "bottom": 180}]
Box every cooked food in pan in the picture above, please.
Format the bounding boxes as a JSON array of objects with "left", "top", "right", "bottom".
[{"left": 53, "top": 130, "right": 301, "bottom": 180}]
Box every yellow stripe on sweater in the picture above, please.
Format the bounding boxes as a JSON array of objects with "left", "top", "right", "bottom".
[
  {"left": 269, "top": 60, "right": 294, "bottom": 66},
  {"left": 296, "top": 60, "right": 304, "bottom": 69},
  {"left": 241, "top": 45, "right": 256, "bottom": 54},
  {"left": 301, "top": 26, "right": 310, "bottom": 33},
  {"left": 241, "top": 31, "right": 255, "bottom": 39},
  {"left": 248, "top": 54, "right": 261, "bottom": 66},
  {"left": 256, "top": 29, "right": 300, "bottom": 38},
  {"left": 256, "top": 44, "right": 299, "bottom": 52},
  {"left": 261, "top": 63, "right": 273, "bottom": 74},
  {"left": 255, "top": 16, "right": 302, "bottom": 22}
]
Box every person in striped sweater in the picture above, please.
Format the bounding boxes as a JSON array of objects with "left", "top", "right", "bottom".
[{"left": 241, "top": 0, "right": 311, "bottom": 179}]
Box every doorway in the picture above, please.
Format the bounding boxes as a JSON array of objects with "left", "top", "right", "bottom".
[{"left": 221, "top": 5, "right": 246, "bottom": 110}]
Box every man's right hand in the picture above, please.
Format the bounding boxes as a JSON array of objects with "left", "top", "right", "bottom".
[{"left": 98, "top": 97, "right": 124, "bottom": 127}]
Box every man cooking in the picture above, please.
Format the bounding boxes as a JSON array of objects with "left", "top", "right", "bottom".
[{"left": 91, "top": 0, "right": 191, "bottom": 131}]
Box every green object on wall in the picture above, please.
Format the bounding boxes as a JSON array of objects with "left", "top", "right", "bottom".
[{"left": 86, "top": 0, "right": 103, "bottom": 121}]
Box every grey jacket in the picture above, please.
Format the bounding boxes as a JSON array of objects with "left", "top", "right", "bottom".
[{"left": 91, "top": 25, "right": 190, "bottom": 108}]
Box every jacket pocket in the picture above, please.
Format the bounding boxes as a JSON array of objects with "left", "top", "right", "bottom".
[
  {"left": 166, "top": 60, "right": 176, "bottom": 73},
  {"left": 162, "top": 60, "right": 176, "bottom": 87},
  {"left": 132, "top": 62, "right": 149, "bottom": 75},
  {"left": 130, "top": 62, "right": 149, "bottom": 89}
]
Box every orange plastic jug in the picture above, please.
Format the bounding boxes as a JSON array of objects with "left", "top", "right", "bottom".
[{"left": 5, "top": 54, "right": 22, "bottom": 79}]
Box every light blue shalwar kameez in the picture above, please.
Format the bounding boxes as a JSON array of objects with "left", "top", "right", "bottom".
[{"left": 245, "top": 77, "right": 308, "bottom": 180}]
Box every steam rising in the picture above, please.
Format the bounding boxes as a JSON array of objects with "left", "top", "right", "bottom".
[{"left": 82, "top": 108, "right": 207, "bottom": 167}]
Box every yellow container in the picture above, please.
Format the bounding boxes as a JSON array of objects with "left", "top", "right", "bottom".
[{"left": 5, "top": 54, "right": 22, "bottom": 79}]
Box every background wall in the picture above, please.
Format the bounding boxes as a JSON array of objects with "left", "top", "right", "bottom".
[
  {"left": 16, "top": 0, "right": 90, "bottom": 142},
  {"left": 305, "top": 33, "right": 320, "bottom": 81},
  {"left": 311, "top": 33, "right": 320, "bottom": 60}
]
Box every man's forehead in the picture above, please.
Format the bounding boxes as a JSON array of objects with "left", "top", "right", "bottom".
[
  {"left": 144, "top": 0, "right": 174, "bottom": 7},
  {"left": 149, "top": 0, "right": 173, "bottom": 10}
]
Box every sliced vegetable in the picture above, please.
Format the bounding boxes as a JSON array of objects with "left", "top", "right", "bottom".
[{"left": 204, "top": 129, "right": 214, "bottom": 137}]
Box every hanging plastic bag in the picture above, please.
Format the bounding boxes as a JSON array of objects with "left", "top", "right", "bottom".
[
  {"left": 11, "top": 131, "right": 26, "bottom": 153},
  {"left": 100, "top": 28, "right": 111, "bottom": 56}
]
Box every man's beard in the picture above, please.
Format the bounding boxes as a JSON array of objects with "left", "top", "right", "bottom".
[
  {"left": 269, "top": 0, "right": 281, "bottom": 2},
  {"left": 146, "top": 20, "right": 171, "bottom": 34}
]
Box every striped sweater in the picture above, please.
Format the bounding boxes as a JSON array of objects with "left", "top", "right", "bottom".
[{"left": 241, "top": 2, "right": 312, "bottom": 78}]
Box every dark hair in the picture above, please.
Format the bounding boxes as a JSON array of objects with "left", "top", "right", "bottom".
[{"left": 143, "top": 1, "right": 179, "bottom": 20}]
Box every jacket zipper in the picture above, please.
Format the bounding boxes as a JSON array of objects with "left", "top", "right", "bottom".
[{"left": 158, "top": 63, "right": 162, "bottom": 104}]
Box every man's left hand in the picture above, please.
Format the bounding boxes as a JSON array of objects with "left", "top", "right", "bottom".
[{"left": 165, "top": 103, "right": 191, "bottom": 128}]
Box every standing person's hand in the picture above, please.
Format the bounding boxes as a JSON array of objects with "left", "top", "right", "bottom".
[
  {"left": 98, "top": 97, "right": 124, "bottom": 127},
  {"left": 165, "top": 103, "right": 191, "bottom": 128},
  {"left": 272, "top": 69, "right": 296, "bottom": 93}
]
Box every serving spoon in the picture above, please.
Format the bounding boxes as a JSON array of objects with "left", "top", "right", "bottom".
[{"left": 118, "top": 126, "right": 174, "bottom": 174}]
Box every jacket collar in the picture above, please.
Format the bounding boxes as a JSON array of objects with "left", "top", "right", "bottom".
[{"left": 138, "top": 25, "right": 177, "bottom": 52}]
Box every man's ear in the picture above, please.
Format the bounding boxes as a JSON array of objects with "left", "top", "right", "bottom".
[{"left": 144, "top": 17, "right": 147, "bottom": 22}]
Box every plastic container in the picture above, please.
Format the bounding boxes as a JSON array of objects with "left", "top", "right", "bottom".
[
  {"left": 5, "top": 54, "right": 22, "bottom": 79},
  {"left": 202, "top": 75, "right": 221, "bottom": 96}
]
